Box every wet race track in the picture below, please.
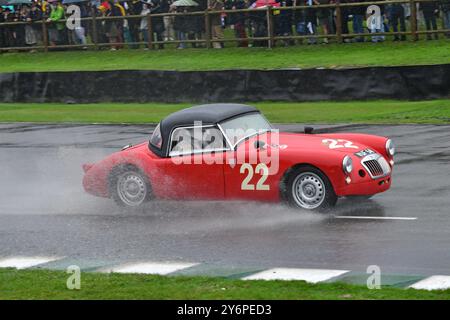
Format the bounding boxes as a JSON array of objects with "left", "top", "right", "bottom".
[{"left": 0, "top": 123, "right": 449, "bottom": 276}]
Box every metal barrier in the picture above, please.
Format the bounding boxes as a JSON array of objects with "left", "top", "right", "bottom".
[{"left": 0, "top": 0, "right": 449, "bottom": 52}]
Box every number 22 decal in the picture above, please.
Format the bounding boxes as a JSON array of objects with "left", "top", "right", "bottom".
[
  {"left": 240, "top": 163, "right": 270, "bottom": 191},
  {"left": 322, "top": 139, "right": 359, "bottom": 149}
]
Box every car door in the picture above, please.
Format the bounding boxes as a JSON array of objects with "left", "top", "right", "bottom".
[
  {"left": 160, "top": 125, "right": 228, "bottom": 200},
  {"left": 223, "top": 134, "right": 280, "bottom": 202}
]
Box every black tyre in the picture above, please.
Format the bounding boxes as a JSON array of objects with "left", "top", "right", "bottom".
[
  {"left": 285, "top": 165, "right": 337, "bottom": 211},
  {"left": 108, "top": 165, "right": 152, "bottom": 208}
]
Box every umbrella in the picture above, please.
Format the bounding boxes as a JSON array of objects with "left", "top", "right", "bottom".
[
  {"left": 6, "top": 0, "right": 32, "bottom": 4},
  {"left": 251, "top": 0, "right": 280, "bottom": 8},
  {"left": 171, "top": 0, "right": 198, "bottom": 7},
  {"left": 62, "top": 0, "right": 88, "bottom": 4}
]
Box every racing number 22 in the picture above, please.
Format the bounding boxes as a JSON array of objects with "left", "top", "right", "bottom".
[{"left": 240, "top": 163, "right": 270, "bottom": 191}]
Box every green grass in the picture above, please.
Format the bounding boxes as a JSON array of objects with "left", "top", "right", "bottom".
[
  {"left": 0, "top": 268, "right": 449, "bottom": 300},
  {"left": 0, "top": 100, "right": 449, "bottom": 124},
  {"left": 1, "top": 40, "right": 449, "bottom": 72}
]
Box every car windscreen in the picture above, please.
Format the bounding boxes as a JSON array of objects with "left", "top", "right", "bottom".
[{"left": 219, "top": 113, "right": 272, "bottom": 147}]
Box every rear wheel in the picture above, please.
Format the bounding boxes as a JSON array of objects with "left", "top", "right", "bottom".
[
  {"left": 285, "top": 166, "right": 337, "bottom": 211},
  {"left": 109, "top": 166, "right": 152, "bottom": 207}
]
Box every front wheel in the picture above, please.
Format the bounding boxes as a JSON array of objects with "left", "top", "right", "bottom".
[
  {"left": 285, "top": 166, "right": 337, "bottom": 211},
  {"left": 109, "top": 166, "right": 152, "bottom": 207}
]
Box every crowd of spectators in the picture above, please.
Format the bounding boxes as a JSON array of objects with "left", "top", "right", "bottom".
[{"left": 0, "top": 0, "right": 449, "bottom": 50}]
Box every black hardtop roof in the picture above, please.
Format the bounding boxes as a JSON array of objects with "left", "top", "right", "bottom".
[
  {"left": 150, "top": 103, "right": 260, "bottom": 157},
  {"left": 160, "top": 103, "right": 259, "bottom": 131}
]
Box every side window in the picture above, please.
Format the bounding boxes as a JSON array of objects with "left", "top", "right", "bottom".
[
  {"left": 169, "top": 126, "right": 227, "bottom": 156},
  {"left": 170, "top": 127, "right": 196, "bottom": 155},
  {"left": 202, "top": 127, "right": 226, "bottom": 151},
  {"left": 150, "top": 123, "right": 162, "bottom": 149}
]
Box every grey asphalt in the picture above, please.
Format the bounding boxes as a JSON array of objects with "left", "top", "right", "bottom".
[{"left": 0, "top": 123, "right": 449, "bottom": 276}]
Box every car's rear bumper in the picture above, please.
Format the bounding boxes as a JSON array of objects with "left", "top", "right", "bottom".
[{"left": 335, "top": 175, "right": 392, "bottom": 196}]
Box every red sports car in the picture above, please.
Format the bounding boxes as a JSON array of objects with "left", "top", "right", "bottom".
[{"left": 83, "top": 104, "right": 395, "bottom": 211}]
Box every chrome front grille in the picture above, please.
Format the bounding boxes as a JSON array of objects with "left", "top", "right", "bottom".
[
  {"left": 361, "top": 154, "right": 391, "bottom": 179},
  {"left": 364, "top": 159, "right": 383, "bottom": 176}
]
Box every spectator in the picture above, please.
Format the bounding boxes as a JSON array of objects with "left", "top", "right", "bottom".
[
  {"left": 173, "top": 5, "right": 188, "bottom": 48},
  {"left": 15, "top": 6, "right": 27, "bottom": 47},
  {"left": 249, "top": 0, "right": 268, "bottom": 47},
  {"left": 350, "top": 0, "right": 366, "bottom": 42},
  {"left": 103, "top": 0, "right": 125, "bottom": 50},
  {"left": 95, "top": 4, "right": 108, "bottom": 45},
  {"left": 420, "top": 0, "right": 439, "bottom": 40},
  {"left": 223, "top": 0, "right": 233, "bottom": 26},
  {"left": 231, "top": 0, "right": 248, "bottom": 47},
  {"left": 139, "top": 1, "right": 151, "bottom": 48},
  {"left": 276, "top": 0, "right": 294, "bottom": 46},
  {"left": 162, "top": 0, "right": 175, "bottom": 41},
  {"left": 28, "top": 2, "right": 43, "bottom": 47},
  {"left": 209, "top": 0, "right": 224, "bottom": 48},
  {"left": 315, "top": 0, "right": 332, "bottom": 44},
  {"left": 367, "top": 2, "right": 386, "bottom": 42},
  {"left": 46, "top": 0, "right": 66, "bottom": 46},
  {"left": 191, "top": 0, "right": 206, "bottom": 47},
  {"left": 0, "top": 7, "right": 4, "bottom": 48},
  {"left": 339, "top": 0, "right": 351, "bottom": 43},
  {"left": 74, "top": 2, "right": 88, "bottom": 47},
  {"left": 2, "top": 7, "right": 15, "bottom": 47},
  {"left": 293, "top": 0, "right": 308, "bottom": 43},
  {"left": 387, "top": 2, "right": 406, "bottom": 41},
  {"left": 149, "top": 0, "right": 166, "bottom": 49},
  {"left": 439, "top": 0, "right": 450, "bottom": 38},
  {"left": 128, "top": 0, "right": 143, "bottom": 48},
  {"left": 305, "top": 0, "right": 318, "bottom": 44}
]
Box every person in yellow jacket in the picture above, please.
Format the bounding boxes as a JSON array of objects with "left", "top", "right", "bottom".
[{"left": 46, "top": 0, "right": 66, "bottom": 46}]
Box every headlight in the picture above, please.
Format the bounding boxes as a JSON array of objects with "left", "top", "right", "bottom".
[
  {"left": 386, "top": 139, "right": 395, "bottom": 156},
  {"left": 342, "top": 155, "right": 353, "bottom": 174}
]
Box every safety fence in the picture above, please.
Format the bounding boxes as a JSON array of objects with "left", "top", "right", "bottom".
[{"left": 0, "top": 0, "right": 449, "bottom": 52}]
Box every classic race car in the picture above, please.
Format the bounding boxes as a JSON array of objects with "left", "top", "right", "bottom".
[{"left": 83, "top": 104, "right": 395, "bottom": 211}]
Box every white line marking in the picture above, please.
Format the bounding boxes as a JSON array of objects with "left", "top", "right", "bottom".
[
  {"left": 0, "top": 256, "right": 60, "bottom": 269},
  {"left": 242, "top": 268, "right": 349, "bottom": 283},
  {"left": 102, "top": 262, "right": 199, "bottom": 275},
  {"left": 409, "top": 276, "right": 450, "bottom": 291},
  {"left": 334, "top": 216, "right": 417, "bottom": 221}
]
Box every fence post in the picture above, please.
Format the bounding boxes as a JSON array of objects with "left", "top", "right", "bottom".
[
  {"left": 205, "top": 10, "right": 211, "bottom": 49},
  {"left": 410, "top": 0, "right": 418, "bottom": 41},
  {"left": 266, "top": 6, "right": 274, "bottom": 48},
  {"left": 91, "top": 8, "right": 98, "bottom": 49},
  {"left": 335, "top": 1, "right": 343, "bottom": 43},
  {"left": 147, "top": 13, "right": 153, "bottom": 49},
  {"left": 41, "top": 18, "right": 48, "bottom": 52}
]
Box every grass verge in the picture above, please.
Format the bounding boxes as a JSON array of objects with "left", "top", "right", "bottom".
[
  {"left": 0, "top": 40, "right": 449, "bottom": 72},
  {"left": 0, "top": 268, "right": 448, "bottom": 300},
  {"left": 0, "top": 100, "right": 449, "bottom": 124}
]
